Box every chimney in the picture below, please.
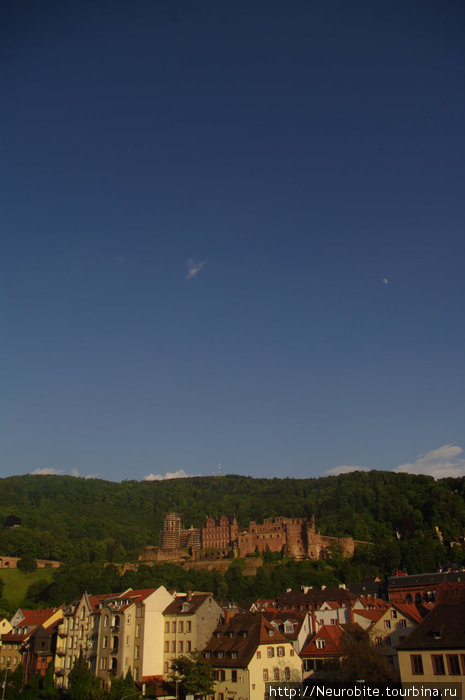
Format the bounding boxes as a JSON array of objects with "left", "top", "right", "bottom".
[{"left": 187, "top": 591, "right": 193, "bottom": 601}]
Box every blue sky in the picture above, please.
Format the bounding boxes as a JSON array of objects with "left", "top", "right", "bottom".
[{"left": 2, "top": 0, "right": 464, "bottom": 482}]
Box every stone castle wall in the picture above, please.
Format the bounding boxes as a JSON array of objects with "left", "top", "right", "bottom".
[{"left": 159, "top": 513, "right": 357, "bottom": 560}]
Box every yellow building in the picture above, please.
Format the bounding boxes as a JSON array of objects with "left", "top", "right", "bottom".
[
  {"left": 398, "top": 600, "right": 465, "bottom": 697},
  {"left": 204, "top": 612, "right": 302, "bottom": 699},
  {"left": 1, "top": 608, "right": 62, "bottom": 673}
]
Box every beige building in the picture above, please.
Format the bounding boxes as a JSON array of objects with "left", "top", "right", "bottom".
[
  {"left": 353, "top": 603, "right": 422, "bottom": 678},
  {"left": 54, "top": 591, "right": 118, "bottom": 689},
  {"left": 205, "top": 612, "right": 302, "bottom": 700},
  {"left": 95, "top": 586, "right": 173, "bottom": 686},
  {"left": 162, "top": 592, "right": 222, "bottom": 677}
]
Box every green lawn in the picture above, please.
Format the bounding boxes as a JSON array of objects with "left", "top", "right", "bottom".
[{"left": 0, "top": 567, "right": 56, "bottom": 610}]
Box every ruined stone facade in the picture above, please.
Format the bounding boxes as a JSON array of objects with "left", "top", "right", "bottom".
[{"left": 159, "top": 513, "right": 355, "bottom": 559}]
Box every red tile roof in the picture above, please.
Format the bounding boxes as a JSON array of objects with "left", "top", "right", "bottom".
[{"left": 301, "top": 624, "right": 347, "bottom": 657}]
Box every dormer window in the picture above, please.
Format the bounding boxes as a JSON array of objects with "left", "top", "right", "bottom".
[
  {"left": 316, "top": 639, "right": 326, "bottom": 649},
  {"left": 205, "top": 651, "right": 211, "bottom": 658},
  {"left": 182, "top": 603, "right": 190, "bottom": 613},
  {"left": 217, "top": 651, "right": 224, "bottom": 659}
]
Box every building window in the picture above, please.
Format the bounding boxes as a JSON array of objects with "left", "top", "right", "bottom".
[
  {"left": 267, "top": 647, "right": 274, "bottom": 657},
  {"left": 273, "top": 668, "right": 279, "bottom": 680},
  {"left": 447, "top": 655, "right": 460, "bottom": 675},
  {"left": 432, "top": 655, "right": 445, "bottom": 675},
  {"left": 256, "top": 650, "right": 261, "bottom": 659},
  {"left": 277, "top": 646, "right": 285, "bottom": 657},
  {"left": 375, "top": 637, "right": 382, "bottom": 646},
  {"left": 172, "top": 622, "right": 176, "bottom": 633},
  {"left": 400, "top": 619, "right": 407, "bottom": 628},
  {"left": 104, "top": 615, "right": 109, "bottom": 627},
  {"left": 164, "top": 641, "right": 169, "bottom": 652},
  {"left": 285, "top": 667, "right": 291, "bottom": 680},
  {"left": 263, "top": 669, "right": 268, "bottom": 681},
  {"left": 217, "top": 651, "right": 224, "bottom": 659},
  {"left": 133, "top": 668, "right": 138, "bottom": 681},
  {"left": 231, "top": 670, "right": 237, "bottom": 682},
  {"left": 171, "top": 641, "right": 176, "bottom": 653},
  {"left": 103, "top": 636, "right": 108, "bottom": 649},
  {"left": 186, "top": 641, "right": 191, "bottom": 652},
  {"left": 127, "top": 615, "right": 131, "bottom": 626},
  {"left": 411, "top": 655, "right": 423, "bottom": 675},
  {"left": 391, "top": 610, "right": 397, "bottom": 619},
  {"left": 136, "top": 624, "right": 140, "bottom": 638},
  {"left": 316, "top": 640, "right": 326, "bottom": 650},
  {"left": 187, "top": 621, "right": 191, "bottom": 632},
  {"left": 179, "top": 621, "right": 184, "bottom": 633},
  {"left": 178, "top": 641, "right": 183, "bottom": 653},
  {"left": 290, "top": 649, "right": 294, "bottom": 656},
  {"left": 136, "top": 605, "right": 143, "bottom": 617},
  {"left": 217, "top": 670, "right": 225, "bottom": 682},
  {"left": 384, "top": 620, "right": 391, "bottom": 630},
  {"left": 164, "top": 662, "right": 169, "bottom": 674},
  {"left": 399, "top": 636, "right": 406, "bottom": 643},
  {"left": 165, "top": 621, "right": 170, "bottom": 633}
]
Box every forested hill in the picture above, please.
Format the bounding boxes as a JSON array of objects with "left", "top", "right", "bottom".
[{"left": 0, "top": 472, "right": 464, "bottom": 566}]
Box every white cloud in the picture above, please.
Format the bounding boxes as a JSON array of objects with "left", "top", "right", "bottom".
[
  {"left": 84, "top": 472, "right": 100, "bottom": 479},
  {"left": 393, "top": 444, "right": 465, "bottom": 479},
  {"left": 71, "top": 468, "right": 80, "bottom": 478},
  {"left": 30, "top": 467, "right": 65, "bottom": 476},
  {"left": 143, "top": 469, "right": 197, "bottom": 481},
  {"left": 324, "top": 444, "right": 465, "bottom": 480},
  {"left": 382, "top": 278, "right": 389, "bottom": 285},
  {"left": 324, "top": 465, "right": 371, "bottom": 476},
  {"left": 186, "top": 258, "right": 207, "bottom": 279}
]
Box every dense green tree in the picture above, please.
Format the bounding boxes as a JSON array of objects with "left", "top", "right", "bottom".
[
  {"left": 17, "top": 555, "right": 37, "bottom": 573},
  {"left": 68, "top": 649, "right": 105, "bottom": 700},
  {"left": 340, "top": 628, "right": 396, "bottom": 684},
  {"left": 167, "top": 652, "right": 214, "bottom": 699}
]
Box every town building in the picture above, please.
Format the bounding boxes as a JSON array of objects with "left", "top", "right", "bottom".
[
  {"left": 95, "top": 586, "right": 174, "bottom": 686},
  {"left": 162, "top": 592, "right": 222, "bottom": 677},
  {"left": 204, "top": 612, "right": 302, "bottom": 700},
  {"left": 54, "top": 591, "right": 117, "bottom": 690},
  {"left": 0, "top": 608, "right": 62, "bottom": 675},
  {"left": 397, "top": 584, "right": 465, "bottom": 696}
]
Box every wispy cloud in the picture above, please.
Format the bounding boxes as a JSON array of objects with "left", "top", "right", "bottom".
[
  {"left": 186, "top": 258, "right": 207, "bottom": 280},
  {"left": 30, "top": 467, "right": 100, "bottom": 479},
  {"left": 324, "top": 444, "right": 465, "bottom": 480},
  {"left": 143, "top": 469, "right": 197, "bottom": 481},
  {"left": 324, "top": 464, "right": 371, "bottom": 476},
  {"left": 30, "top": 467, "right": 65, "bottom": 476},
  {"left": 393, "top": 444, "right": 465, "bottom": 479}
]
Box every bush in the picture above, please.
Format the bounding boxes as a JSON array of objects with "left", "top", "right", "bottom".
[{"left": 17, "top": 555, "right": 37, "bottom": 573}]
